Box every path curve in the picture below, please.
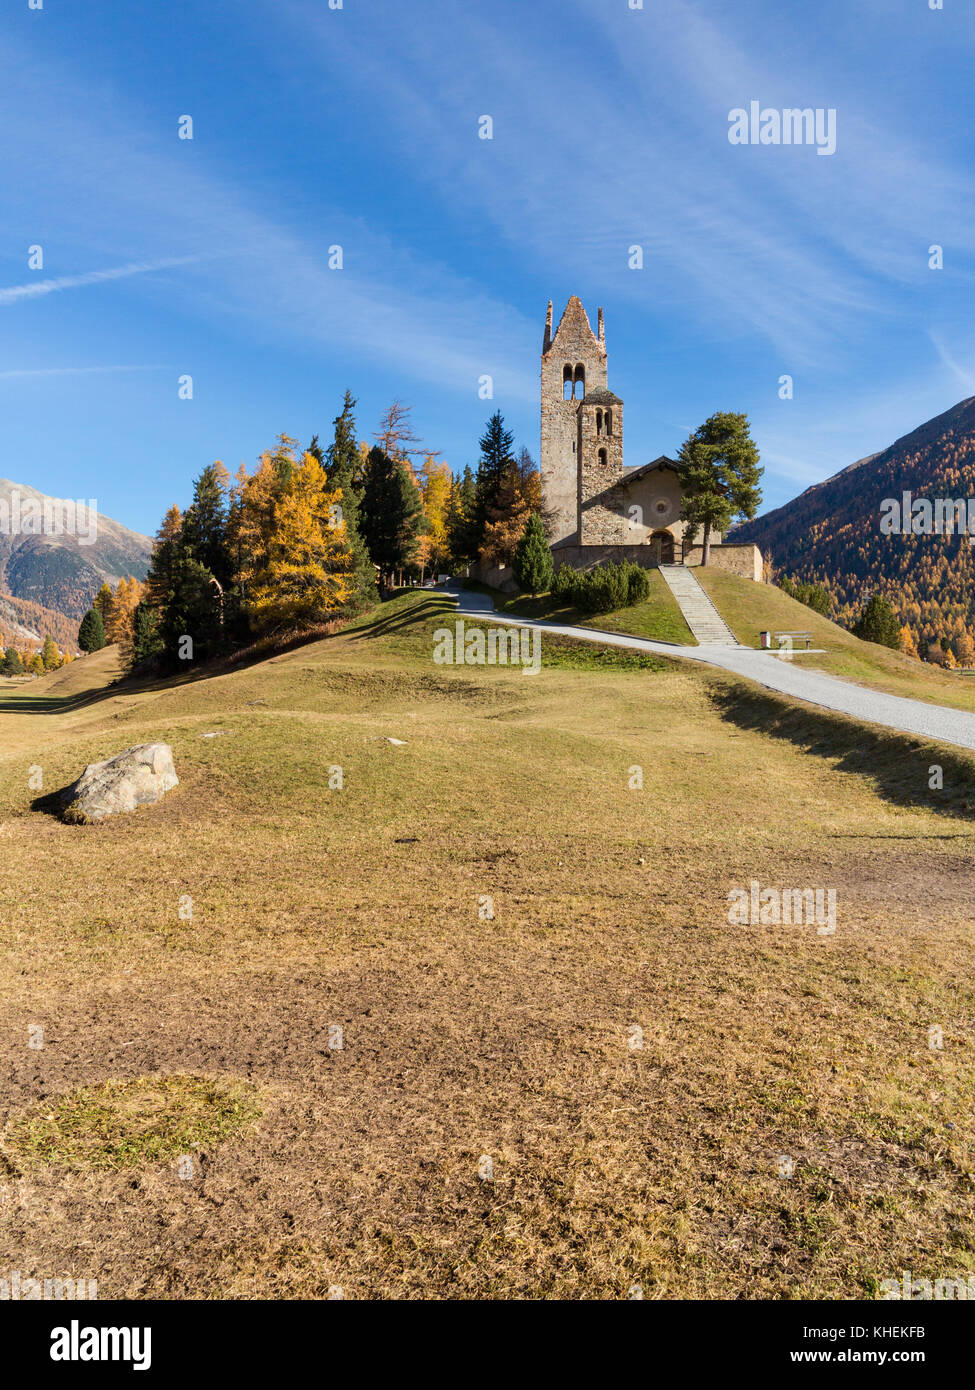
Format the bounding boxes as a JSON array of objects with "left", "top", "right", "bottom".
[{"left": 442, "top": 582, "right": 975, "bottom": 754}]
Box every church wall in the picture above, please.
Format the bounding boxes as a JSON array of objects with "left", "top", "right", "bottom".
[
  {"left": 618, "top": 468, "right": 684, "bottom": 540},
  {"left": 579, "top": 404, "right": 626, "bottom": 544},
  {"left": 540, "top": 300, "right": 608, "bottom": 546}
]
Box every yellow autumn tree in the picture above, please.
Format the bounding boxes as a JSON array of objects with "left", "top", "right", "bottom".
[
  {"left": 898, "top": 624, "right": 919, "bottom": 658},
  {"left": 419, "top": 456, "right": 452, "bottom": 578},
  {"left": 245, "top": 453, "right": 355, "bottom": 632},
  {"left": 231, "top": 454, "right": 280, "bottom": 608},
  {"left": 105, "top": 576, "right": 144, "bottom": 649}
]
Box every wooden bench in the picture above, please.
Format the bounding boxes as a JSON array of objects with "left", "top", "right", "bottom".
[{"left": 774, "top": 630, "right": 814, "bottom": 650}]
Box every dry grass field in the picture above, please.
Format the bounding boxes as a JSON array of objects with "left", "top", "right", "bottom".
[{"left": 0, "top": 591, "right": 973, "bottom": 1299}]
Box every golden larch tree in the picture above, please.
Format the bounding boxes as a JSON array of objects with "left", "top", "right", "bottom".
[{"left": 245, "top": 453, "right": 355, "bottom": 632}]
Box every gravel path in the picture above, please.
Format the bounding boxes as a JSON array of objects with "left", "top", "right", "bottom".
[{"left": 444, "top": 583, "right": 975, "bottom": 754}]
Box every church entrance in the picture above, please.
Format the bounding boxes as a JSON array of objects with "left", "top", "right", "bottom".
[{"left": 649, "top": 530, "right": 675, "bottom": 565}]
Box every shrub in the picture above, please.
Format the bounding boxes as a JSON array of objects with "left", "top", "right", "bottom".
[
  {"left": 552, "top": 564, "right": 577, "bottom": 601},
  {"left": 512, "top": 514, "right": 554, "bottom": 596}
]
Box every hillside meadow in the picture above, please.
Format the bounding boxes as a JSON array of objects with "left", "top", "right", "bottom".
[{"left": 0, "top": 591, "right": 972, "bottom": 1298}]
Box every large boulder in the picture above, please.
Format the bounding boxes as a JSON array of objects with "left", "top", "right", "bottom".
[{"left": 62, "top": 743, "right": 178, "bottom": 823}]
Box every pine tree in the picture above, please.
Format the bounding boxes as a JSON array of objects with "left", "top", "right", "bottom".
[
  {"left": 160, "top": 553, "right": 223, "bottom": 667},
  {"left": 445, "top": 466, "right": 479, "bottom": 570},
  {"left": 359, "top": 446, "right": 425, "bottom": 589},
  {"left": 320, "top": 392, "right": 377, "bottom": 610},
  {"left": 473, "top": 412, "right": 516, "bottom": 548},
  {"left": 677, "top": 412, "right": 762, "bottom": 564},
  {"left": 131, "top": 600, "right": 163, "bottom": 667},
  {"left": 1, "top": 646, "right": 24, "bottom": 675},
  {"left": 181, "top": 463, "right": 231, "bottom": 585},
  {"left": 27, "top": 652, "right": 45, "bottom": 676},
  {"left": 78, "top": 607, "right": 106, "bottom": 653},
  {"left": 852, "top": 593, "right": 901, "bottom": 649},
  {"left": 144, "top": 506, "right": 184, "bottom": 609},
  {"left": 41, "top": 635, "right": 61, "bottom": 671},
  {"left": 93, "top": 581, "right": 115, "bottom": 630},
  {"left": 513, "top": 514, "right": 554, "bottom": 596}
]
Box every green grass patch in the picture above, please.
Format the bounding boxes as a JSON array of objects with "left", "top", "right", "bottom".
[
  {"left": 3, "top": 1074, "right": 262, "bottom": 1172},
  {"left": 464, "top": 572, "right": 695, "bottom": 646}
]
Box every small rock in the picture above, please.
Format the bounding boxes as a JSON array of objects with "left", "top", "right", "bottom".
[
  {"left": 384, "top": 737, "right": 408, "bottom": 746},
  {"left": 61, "top": 743, "right": 178, "bottom": 823},
  {"left": 201, "top": 730, "right": 232, "bottom": 739}
]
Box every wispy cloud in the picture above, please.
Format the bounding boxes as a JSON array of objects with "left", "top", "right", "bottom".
[
  {"left": 929, "top": 331, "right": 975, "bottom": 395},
  {"left": 0, "top": 257, "right": 199, "bottom": 307},
  {"left": 0, "top": 365, "right": 169, "bottom": 379}
]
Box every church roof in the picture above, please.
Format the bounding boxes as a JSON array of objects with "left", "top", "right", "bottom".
[
  {"left": 581, "top": 387, "right": 622, "bottom": 405},
  {"left": 618, "top": 454, "right": 680, "bottom": 486}
]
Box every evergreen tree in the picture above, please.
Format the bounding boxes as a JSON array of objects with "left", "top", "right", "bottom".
[
  {"left": 852, "top": 593, "right": 901, "bottom": 649},
  {"left": 27, "top": 652, "right": 45, "bottom": 676},
  {"left": 160, "top": 553, "right": 223, "bottom": 667},
  {"left": 445, "top": 466, "right": 479, "bottom": 570},
  {"left": 1, "top": 646, "right": 24, "bottom": 675},
  {"left": 41, "top": 635, "right": 61, "bottom": 671},
  {"left": 320, "top": 391, "right": 377, "bottom": 611},
  {"left": 144, "top": 506, "right": 184, "bottom": 609},
  {"left": 78, "top": 607, "right": 106, "bottom": 653},
  {"left": 131, "top": 600, "right": 163, "bottom": 667},
  {"left": 181, "top": 463, "right": 231, "bottom": 586},
  {"left": 513, "top": 514, "right": 554, "bottom": 595},
  {"left": 359, "top": 446, "right": 425, "bottom": 588},
  {"left": 677, "top": 412, "right": 762, "bottom": 564},
  {"left": 473, "top": 412, "right": 516, "bottom": 547},
  {"left": 93, "top": 581, "right": 115, "bottom": 629}
]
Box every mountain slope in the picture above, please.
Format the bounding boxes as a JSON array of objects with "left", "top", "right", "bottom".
[
  {"left": 733, "top": 397, "right": 975, "bottom": 652},
  {"left": 0, "top": 478, "right": 151, "bottom": 624}
]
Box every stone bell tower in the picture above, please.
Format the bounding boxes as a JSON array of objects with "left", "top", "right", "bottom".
[{"left": 540, "top": 297, "right": 608, "bottom": 545}]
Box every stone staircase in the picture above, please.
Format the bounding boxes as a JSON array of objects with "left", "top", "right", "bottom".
[{"left": 658, "top": 565, "right": 740, "bottom": 646}]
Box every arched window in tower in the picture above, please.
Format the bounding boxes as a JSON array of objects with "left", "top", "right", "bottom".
[
  {"left": 596, "top": 409, "right": 603, "bottom": 435},
  {"left": 563, "top": 364, "right": 573, "bottom": 401},
  {"left": 605, "top": 409, "right": 612, "bottom": 436},
  {"left": 598, "top": 448, "right": 607, "bottom": 467},
  {"left": 574, "top": 363, "right": 586, "bottom": 398}
]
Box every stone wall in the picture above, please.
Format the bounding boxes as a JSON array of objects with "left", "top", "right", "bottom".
[
  {"left": 683, "top": 544, "right": 762, "bottom": 582},
  {"left": 551, "top": 541, "right": 763, "bottom": 582}
]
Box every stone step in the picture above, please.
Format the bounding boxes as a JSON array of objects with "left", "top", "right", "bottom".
[{"left": 658, "top": 565, "right": 740, "bottom": 646}]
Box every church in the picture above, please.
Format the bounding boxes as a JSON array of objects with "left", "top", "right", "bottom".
[{"left": 540, "top": 297, "right": 760, "bottom": 580}]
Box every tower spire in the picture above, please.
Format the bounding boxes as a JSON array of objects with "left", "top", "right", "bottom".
[{"left": 543, "top": 300, "right": 553, "bottom": 353}]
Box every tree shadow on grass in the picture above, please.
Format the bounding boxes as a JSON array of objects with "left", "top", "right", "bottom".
[
  {"left": 709, "top": 678, "right": 975, "bottom": 823},
  {"left": 347, "top": 597, "right": 455, "bottom": 641},
  {"left": 0, "top": 595, "right": 457, "bottom": 718}
]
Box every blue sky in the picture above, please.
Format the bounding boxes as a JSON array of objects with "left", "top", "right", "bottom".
[{"left": 1, "top": 0, "right": 973, "bottom": 537}]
